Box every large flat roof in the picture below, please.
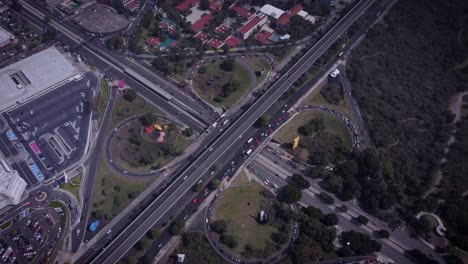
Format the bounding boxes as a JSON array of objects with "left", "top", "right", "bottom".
[
  {"left": 259, "top": 4, "right": 285, "bottom": 19},
  {"left": 0, "top": 47, "right": 78, "bottom": 111}
]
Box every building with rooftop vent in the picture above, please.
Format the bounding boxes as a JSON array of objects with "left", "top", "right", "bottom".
[
  {"left": 0, "top": 157, "right": 27, "bottom": 210},
  {"left": 0, "top": 47, "right": 79, "bottom": 112}
]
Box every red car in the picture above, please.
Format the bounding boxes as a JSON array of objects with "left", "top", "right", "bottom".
[{"left": 192, "top": 198, "right": 198, "bottom": 204}]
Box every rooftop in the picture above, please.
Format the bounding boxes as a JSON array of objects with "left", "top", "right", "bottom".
[
  {"left": 231, "top": 6, "right": 254, "bottom": 19},
  {"left": 225, "top": 35, "right": 241, "bottom": 47},
  {"left": 191, "top": 13, "right": 213, "bottom": 32},
  {"left": 259, "top": 4, "right": 285, "bottom": 19},
  {"left": 176, "top": 0, "right": 199, "bottom": 12},
  {"left": 0, "top": 26, "right": 13, "bottom": 46},
  {"left": 0, "top": 47, "right": 78, "bottom": 112},
  {"left": 208, "top": 38, "right": 225, "bottom": 49},
  {"left": 239, "top": 16, "right": 262, "bottom": 34},
  {"left": 255, "top": 30, "right": 273, "bottom": 44},
  {"left": 146, "top": 36, "right": 160, "bottom": 47},
  {"left": 194, "top": 31, "right": 208, "bottom": 43},
  {"left": 277, "top": 4, "right": 303, "bottom": 25},
  {"left": 0, "top": 158, "right": 26, "bottom": 209}
]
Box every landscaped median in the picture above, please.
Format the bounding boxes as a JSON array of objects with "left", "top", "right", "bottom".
[
  {"left": 60, "top": 173, "right": 82, "bottom": 200},
  {"left": 98, "top": 78, "right": 110, "bottom": 114}
]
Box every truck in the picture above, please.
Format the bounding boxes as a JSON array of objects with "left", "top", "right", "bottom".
[
  {"left": 246, "top": 138, "right": 253, "bottom": 144},
  {"left": 246, "top": 149, "right": 253, "bottom": 155}
]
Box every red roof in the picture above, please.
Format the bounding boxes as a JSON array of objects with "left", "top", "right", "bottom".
[
  {"left": 231, "top": 6, "right": 253, "bottom": 19},
  {"left": 194, "top": 31, "right": 208, "bottom": 43},
  {"left": 255, "top": 30, "right": 272, "bottom": 44},
  {"left": 125, "top": 0, "right": 139, "bottom": 11},
  {"left": 176, "top": 0, "right": 199, "bottom": 12},
  {"left": 209, "top": 1, "right": 222, "bottom": 11},
  {"left": 145, "top": 126, "right": 154, "bottom": 134},
  {"left": 208, "top": 38, "right": 225, "bottom": 49},
  {"left": 278, "top": 4, "right": 303, "bottom": 25},
  {"left": 160, "top": 20, "right": 176, "bottom": 34},
  {"left": 145, "top": 36, "right": 160, "bottom": 47},
  {"left": 225, "top": 35, "right": 241, "bottom": 47},
  {"left": 191, "top": 13, "right": 213, "bottom": 32},
  {"left": 239, "top": 17, "right": 261, "bottom": 34},
  {"left": 215, "top": 24, "right": 230, "bottom": 34}
]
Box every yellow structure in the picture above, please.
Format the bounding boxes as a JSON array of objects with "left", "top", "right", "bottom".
[
  {"left": 293, "top": 136, "right": 300, "bottom": 149},
  {"left": 153, "top": 124, "right": 163, "bottom": 131}
]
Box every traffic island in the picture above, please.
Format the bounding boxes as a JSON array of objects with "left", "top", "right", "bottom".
[
  {"left": 35, "top": 191, "right": 47, "bottom": 202},
  {"left": 207, "top": 171, "right": 293, "bottom": 262}
]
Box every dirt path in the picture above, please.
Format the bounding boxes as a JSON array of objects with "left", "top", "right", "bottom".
[{"left": 423, "top": 90, "right": 468, "bottom": 198}]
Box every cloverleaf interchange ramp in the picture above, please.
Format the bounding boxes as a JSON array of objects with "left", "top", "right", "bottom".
[{"left": 77, "top": 0, "right": 377, "bottom": 263}]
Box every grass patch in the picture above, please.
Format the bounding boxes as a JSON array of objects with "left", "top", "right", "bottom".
[
  {"left": 98, "top": 79, "right": 110, "bottom": 115},
  {"left": 91, "top": 153, "right": 155, "bottom": 219},
  {"left": 213, "top": 178, "right": 277, "bottom": 256},
  {"left": 245, "top": 57, "right": 271, "bottom": 85},
  {"left": 0, "top": 220, "right": 12, "bottom": 230},
  {"left": 274, "top": 111, "right": 353, "bottom": 150},
  {"left": 193, "top": 61, "right": 253, "bottom": 108},
  {"left": 112, "top": 95, "right": 164, "bottom": 128},
  {"left": 231, "top": 169, "right": 251, "bottom": 186},
  {"left": 60, "top": 174, "right": 82, "bottom": 201},
  {"left": 300, "top": 82, "right": 358, "bottom": 126},
  {"left": 110, "top": 119, "right": 191, "bottom": 173}
]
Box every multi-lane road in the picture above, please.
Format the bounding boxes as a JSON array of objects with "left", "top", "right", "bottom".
[
  {"left": 250, "top": 143, "right": 444, "bottom": 264},
  {"left": 20, "top": 0, "right": 216, "bottom": 133},
  {"left": 74, "top": 0, "right": 378, "bottom": 262}
]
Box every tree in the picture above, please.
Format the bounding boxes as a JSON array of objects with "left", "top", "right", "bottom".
[
  {"left": 105, "top": 35, "right": 125, "bottom": 50},
  {"left": 377, "top": 229, "right": 390, "bottom": 239},
  {"left": 141, "top": 12, "right": 154, "bottom": 28},
  {"left": 209, "top": 179, "right": 221, "bottom": 190},
  {"left": 340, "top": 231, "right": 382, "bottom": 255},
  {"left": 271, "top": 232, "right": 288, "bottom": 244},
  {"left": 414, "top": 217, "right": 435, "bottom": 237},
  {"left": 303, "top": 206, "right": 323, "bottom": 219},
  {"left": 183, "top": 127, "right": 193, "bottom": 137},
  {"left": 198, "top": 65, "right": 207, "bottom": 74},
  {"left": 199, "top": 0, "right": 210, "bottom": 10},
  {"left": 278, "top": 185, "right": 302, "bottom": 203},
  {"left": 339, "top": 205, "right": 348, "bottom": 213},
  {"left": 123, "top": 89, "right": 137, "bottom": 102},
  {"left": 220, "top": 234, "right": 238, "bottom": 248},
  {"left": 210, "top": 220, "right": 227, "bottom": 234},
  {"left": 319, "top": 192, "right": 334, "bottom": 205},
  {"left": 10, "top": 0, "right": 22, "bottom": 11},
  {"left": 141, "top": 112, "right": 156, "bottom": 126},
  {"left": 289, "top": 174, "right": 310, "bottom": 190},
  {"left": 254, "top": 115, "right": 269, "bottom": 128},
  {"left": 219, "top": 59, "right": 235, "bottom": 71},
  {"left": 405, "top": 249, "right": 439, "bottom": 264},
  {"left": 356, "top": 215, "right": 369, "bottom": 225},
  {"left": 170, "top": 219, "right": 185, "bottom": 236},
  {"left": 134, "top": 240, "right": 144, "bottom": 251},
  {"left": 146, "top": 228, "right": 160, "bottom": 239},
  {"left": 321, "top": 213, "right": 339, "bottom": 226}
]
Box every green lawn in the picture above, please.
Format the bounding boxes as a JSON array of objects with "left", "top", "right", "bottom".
[
  {"left": 214, "top": 174, "right": 277, "bottom": 256},
  {"left": 112, "top": 95, "right": 164, "bottom": 128},
  {"left": 92, "top": 153, "right": 155, "bottom": 219},
  {"left": 98, "top": 79, "right": 110, "bottom": 114},
  {"left": 192, "top": 61, "right": 253, "bottom": 108},
  {"left": 274, "top": 110, "right": 353, "bottom": 150},
  {"left": 245, "top": 57, "right": 271, "bottom": 85},
  {"left": 60, "top": 174, "right": 82, "bottom": 201},
  {"left": 110, "top": 119, "right": 191, "bottom": 174}
]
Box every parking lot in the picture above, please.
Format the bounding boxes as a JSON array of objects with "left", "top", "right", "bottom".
[
  {"left": 0, "top": 207, "right": 62, "bottom": 264},
  {"left": 2, "top": 72, "right": 97, "bottom": 180}
]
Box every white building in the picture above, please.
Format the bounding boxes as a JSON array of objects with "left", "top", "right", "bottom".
[
  {"left": 0, "top": 47, "right": 80, "bottom": 112},
  {"left": 259, "top": 4, "right": 285, "bottom": 20},
  {"left": 0, "top": 158, "right": 27, "bottom": 210},
  {"left": 0, "top": 26, "right": 13, "bottom": 47}
]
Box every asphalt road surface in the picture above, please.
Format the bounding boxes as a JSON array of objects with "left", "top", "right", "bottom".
[{"left": 78, "top": 1, "right": 378, "bottom": 263}]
